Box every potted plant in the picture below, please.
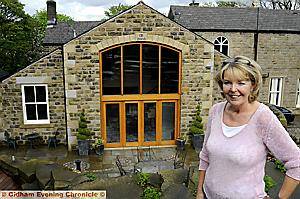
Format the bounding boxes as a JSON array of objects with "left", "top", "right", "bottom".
[
  {"left": 77, "top": 110, "right": 92, "bottom": 155},
  {"left": 94, "top": 137, "right": 104, "bottom": 155},
  {"left": 176, "top": 134, "right": 186, "bottom": 150},
  {"left": 189, "top": 104, "right": 204, "bottom": 151}
]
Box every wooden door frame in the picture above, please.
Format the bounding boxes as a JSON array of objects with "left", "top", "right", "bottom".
[{"left": 100, "top": 42, "right": 182, "bottom": 148}]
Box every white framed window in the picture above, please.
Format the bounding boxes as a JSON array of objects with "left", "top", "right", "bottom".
[
  {"left": 296, "top": 79, "right": 300, "bottom": 108},
  {"left": 214, "top": 36, "right": 229, "bottom": 56},
  {"left": 269, "top": 78, "right": 283, "bottom": 106},
  {"left": 21, "top": 84, "right": 50, "bottom": 124}
]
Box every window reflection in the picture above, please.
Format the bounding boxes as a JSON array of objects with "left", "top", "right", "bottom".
[
  {"left": 162, "top": 102, "right": 175, "bottom": 140},
  {"left": 126, "top": 103, "right": 138, "bottom": 142},
  {"left": 142, "top": 45, "right": 159, "bottom": 94},
  {"left": 102, "top": 47, "right": 121, "bottom": 95},
  {"left": 144, "top": 103, "right": 156, "bottom": 142},
  {"left": 106, "top": 104, "right": 120, "bottom": 143},
  {"left": 161, "top": 47, "right": 179, "bottom": 93},
  {"left": 124, "top": 45, "right": 140, "bottom": 94}
]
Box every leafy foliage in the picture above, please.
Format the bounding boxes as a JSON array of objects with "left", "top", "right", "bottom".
[
  {"left": 0, "top": 0, "right": 42, "bottom": 73},
  {"left": 104, "top": 3, "right": 131, "bottom": 18},
  {"left": 84, "top": 172, "right": 97, "bottom": 181},
  {"left": 201, "top": 1, "right": 246, "bottom": 8},
  {"left": 142, "top": 187, "right": 161, "bottom": 199},
  {"left": 137, "top": 173, "right": 150, "bottom": 187},
  {"left": 216, "top": 1, "right": 245, "bottom": 7},
  {"left": 189, "top": 104, "right": 204, "bottom": 135},
  {"left": 33, "top": 9, "right": 73, "bottom": 30},
  {"left": 264, "top": 175, "right": 276, "bottom": 193},
  {"left": 260, "top": 0, "right": 300, "bottom": 10},
  {"left": 274, "top": 159, "right": 287, "bottom": 173},
  {"left": 77, "top": 110, "right": 92, "bottom": 140}
]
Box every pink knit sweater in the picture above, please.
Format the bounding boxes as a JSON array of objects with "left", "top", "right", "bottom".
[{"left": 199, "top": 102, "right": 300, "bottom": 199}]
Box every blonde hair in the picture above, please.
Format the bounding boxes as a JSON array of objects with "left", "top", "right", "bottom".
[{"left": 215, "top": 55, "right": 263, "bottom": 103}]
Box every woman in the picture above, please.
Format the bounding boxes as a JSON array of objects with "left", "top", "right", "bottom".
[{"left": 196, "top": 56, "right": 300, "bottom": 199}]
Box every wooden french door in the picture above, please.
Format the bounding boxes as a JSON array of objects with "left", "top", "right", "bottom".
[{"left": 102, "top": 100, "right": 178, "bottom": 148}]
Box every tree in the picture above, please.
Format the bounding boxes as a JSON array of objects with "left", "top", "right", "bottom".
[
  {"left": 260, "top": 0, "right": 300, "bottom": 10},
  {"left": 33, "top": 9, "right": 73, "bottom": 30},
  {"left": 0, "top": 0, "right": 42, "bottom": 73},
  {"left": 201, "top": 1, "right": 246, "bottom": 8},
  {"left": 216, "top": 1, "right": 245, "bottom": 7},
  {"left": 104, "top": 3, "right": 131, "bottom": 18}
]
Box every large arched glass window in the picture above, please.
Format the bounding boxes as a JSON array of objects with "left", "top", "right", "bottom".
[
  {"left": 214, "top": 36, "right": 229, "bottom": 56},
  {"left": 101, "top": 43, "right": 180, "bottom": 95},
  {"left": 100, "top": 43, "right": 181, "bottom": 148}
]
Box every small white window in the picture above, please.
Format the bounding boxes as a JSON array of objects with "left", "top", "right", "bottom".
[
  {"left": 269, "top": 78, "right": 283, "bottom": 106},
  {"left": 21, "top": 84, "right": 50, "bottom": 124},
  {"left": 296, "top": 79, "right": 300, "bottom": 108},
  {"left": 214, "top": 36, "right": 229, "bottom": 56}
]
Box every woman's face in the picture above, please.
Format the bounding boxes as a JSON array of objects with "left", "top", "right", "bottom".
[{"left": 222, "top": 70, "right": 254, "bottom": 107}]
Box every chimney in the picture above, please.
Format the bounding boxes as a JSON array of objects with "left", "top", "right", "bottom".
[
  {"left": 252, "top": 0, "right": 260, "bottom": 7},
  {"left": 189, "top": 0, "right": 199, "bottom": 6},
  {"left": 47, "top": 0, "right": 57, "bottom": 26}
]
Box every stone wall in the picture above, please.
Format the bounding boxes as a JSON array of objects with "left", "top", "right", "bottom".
[
  {"left": 0, "top": 49, "right": 66, "bottom": 144},
  {"left": 196, "top": 32, "right": 255, "bottom": 59},
  {"left": 257, "top": 33, "right": 300, "bottom": 115},
  {"left": 63, "top": 3, "right": 215, "bottom": 146},
  {"left": 198, "top": 31, "right": 300, "bottom": 115}
]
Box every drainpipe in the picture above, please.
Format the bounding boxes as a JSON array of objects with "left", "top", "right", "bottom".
[
  {"left": 254, "top": 7, "right": 259, "bottom": 61},
  {"left": 61, "top": 46, "right": 69, "bottom": 149}
]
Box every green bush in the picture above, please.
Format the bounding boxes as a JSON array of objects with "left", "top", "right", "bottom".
[
  {"left": 264, "top": 175, "right": 276, "bottom": 193},
  {"left": 137, "top": 173, "right": 150, "bottom": 187},
  {"left": 84, "top": 173, "right": 97, "bottom": 181},
  {"left": 77, "top": 110, "right": 92, "bottom": 140},
  {"left": 189, "top": 104, "right": 204, "bottom": 135},
  {"left": 274, "top": 159, "right": 287, "bottom": 173},
  {"left": 142, "top": 186, "right": 161, "bottom": 199}
]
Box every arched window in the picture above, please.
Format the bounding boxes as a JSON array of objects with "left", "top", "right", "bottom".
[{"left": 214, "top": 36, "right": 229, "bottom": 56}]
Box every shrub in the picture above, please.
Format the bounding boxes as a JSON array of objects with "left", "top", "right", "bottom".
[
  {"left": 142, "top": 186, "right": 161, "bottom": 199},
  {"left": 274, "top": 159, "right": 287, "bottom": 173},
  {"left": 189, "top": 104, "right": 204, "bottom": 135},
  {"left": 137, "top": 173, "right": 150, "bottom": 187},
  {"left": 84, "top": 173, "right": 97, "bottom": 181},
  {"left": 77, "top": 110, "right": 92, "bottom": 140},
  {"left": 264, "top": 175, "right": 276, "bottom": 193}
]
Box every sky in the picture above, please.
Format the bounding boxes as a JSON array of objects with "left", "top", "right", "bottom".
[{"left": 18, "top": 0, "right": 207, "bottom": 21}]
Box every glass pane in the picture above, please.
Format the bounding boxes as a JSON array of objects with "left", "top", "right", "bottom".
[
  {"left": 214, "top": 45, "right": 220, "bottom": 52},
  {"left": 102, "top": 47, "right": 121, "bottom": 95},
  {"left": 36, "top": 86, "right": 46, "bottom": 102},
  {"left": 24, "top": 86, "right": 35, "bottom": 102},
  {"left": 124, "top": 44, "right": 140, "bottom": 94},
  {"left": 142, "top": 45, "right": 159, "bottom": 94},
  {"left": 106, "top": 104, "right": 120, "bottom": 143},
  {"left": 161, "top": 47, "right": 179, "bottom": 93},
  {"left": 26, "top": 104, "right": 37, "bottom": 120},
  {"left": 37, "top": 104, "right": 48, "bottom": 120},
  {"left": 222, "top": 45, "right": 228, "bottom": 56},
  {"left": 162, "top": 102, "right": 175, "bottom": 140},
  {"left": 126, "top": 103, "right": 138, "bottom": 142},
  {"left": 144, "top": 103, "right": 156, "bottom": 142}
]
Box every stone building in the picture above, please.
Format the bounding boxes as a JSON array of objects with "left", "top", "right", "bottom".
[
  {"left": 0, "top": 1, "right": 221, "bottom": 149},
  {"left": 169, "top": 5, "right": 300, "bottom": 114},
  {"left": 0, "top": 1, "right": 298, "bottom": 150}
]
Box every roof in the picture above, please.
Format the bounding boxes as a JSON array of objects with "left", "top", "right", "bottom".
[
  {"left": 0, "top": 71, "right": 9, "bottom": 82},
  {"left": 43, "top": 21, "right": 101, "bottom": 44},
  {"left": 168, "top": 6, "right": 300, "bottom": 32}
]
